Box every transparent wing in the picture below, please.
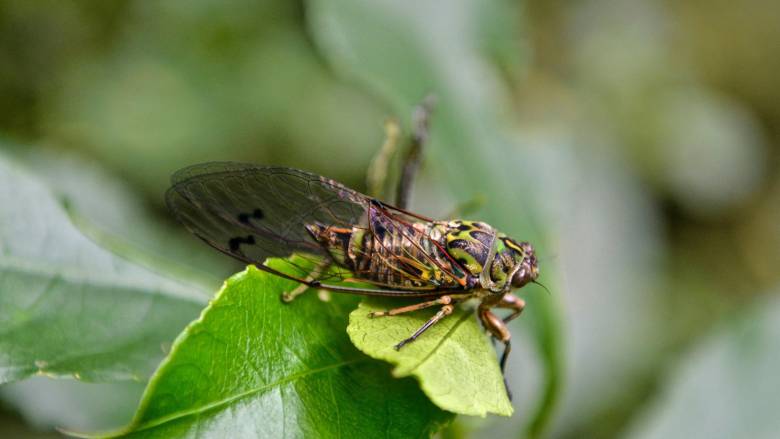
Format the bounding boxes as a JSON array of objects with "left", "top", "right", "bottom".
[{"left": 166, "top": 163, "right": 368, "bottom": 282}]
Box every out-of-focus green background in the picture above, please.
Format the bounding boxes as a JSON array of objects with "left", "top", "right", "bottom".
[{"left": 1, "top": 0, "right": 779, "bottom": 438}]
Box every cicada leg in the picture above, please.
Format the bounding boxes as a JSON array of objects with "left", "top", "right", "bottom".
[
  {"left": 281, "top": 259, "right": 331, "bottom": 303},
  {"left": 394, "top": 303, "right": 454, "bottom": 350},
  {"left": 479, "top": 303, "right": 514, "bottom": 400},
  {"left": 368, "top": 295, "right": 454, "bottom": 318},
  {"left": 497, "top": 293, "right": 526, "bottom": 324},
  {"left": 395, "top": 94, "right": 436, "bottom": 209},
  {"left": 371, "top": 293, "right": 473, "bottom": 349}
]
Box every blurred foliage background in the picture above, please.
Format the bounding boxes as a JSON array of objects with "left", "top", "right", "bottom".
[{"left": 1, "top": 0, "right": 779, "bottom": 438}]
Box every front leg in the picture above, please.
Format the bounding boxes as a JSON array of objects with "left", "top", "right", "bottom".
[
  {"left": 479, "top": 304, "right": 513, "bottom": 399},
  {"left": 496, "top": 293, "right": 526, "bottom": 324},
  {"left": 480, "top": 306, "right": 512, "bottom": 372}
]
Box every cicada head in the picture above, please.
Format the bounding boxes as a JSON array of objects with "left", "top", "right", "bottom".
[{"left": 505, "top": 239, "right": 539, "bottom": 289}]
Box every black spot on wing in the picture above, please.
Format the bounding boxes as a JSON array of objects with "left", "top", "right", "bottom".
[
  {"left": 229, "top": 235, "right": 255, "bottom": 252},
  {"left": 237, "top": 208, "right": 264, "bottom": 224}
]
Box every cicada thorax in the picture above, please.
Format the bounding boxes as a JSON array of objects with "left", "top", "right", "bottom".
[
  {"left": 441, "top": 220, "right": 524, "bottom": 293},
  {"left": 305, "top": 220, "right": 465, "bottom": 290}
]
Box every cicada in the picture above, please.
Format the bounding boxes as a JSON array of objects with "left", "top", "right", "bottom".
[
  {"left": 166, "top": 163, "right": 539, "bottom": 375},
  {"left": 167, "top": 97, "right": 539, "bottom": 384}
]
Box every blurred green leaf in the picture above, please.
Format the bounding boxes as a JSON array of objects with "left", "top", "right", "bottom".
[
  {"left": 114, "top": 264, "right": 452, "bottom": 438},
  {"left": 0, "top": 152, "right": 206, "bottom": 384},
  {"left": 0, "top": 377, "right": 145, "bottom": 433},
  {"left": 348, "top": 298, "right": 512, "bottom": 417},
  {"left": 17, "top": 148, "right": 235, "bottom": 290},
  {"left": 624, "top": 293, "right": 780, "bottom": 439}
]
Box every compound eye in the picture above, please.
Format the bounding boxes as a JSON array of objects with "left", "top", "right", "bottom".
[{"left": 512, "top": 266, "right": 530, "bottom": 288}]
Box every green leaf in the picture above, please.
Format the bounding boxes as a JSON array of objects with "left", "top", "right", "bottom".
[
  {"left": 0, "top": 153, "right": 207, "bottom": 384},
  {"left": 113, "top": 264, "right": 452, "bottom": 438},
  {"left": 624, "top": 293, "right": 780, "bottom": 439},
  {"left": 348, "top": 299, "right": 513, "bottom": 417}
]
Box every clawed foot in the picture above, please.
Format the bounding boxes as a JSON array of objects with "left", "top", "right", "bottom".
[{"left": 394, "top": 338, "right": 413, "bottom": 350}]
